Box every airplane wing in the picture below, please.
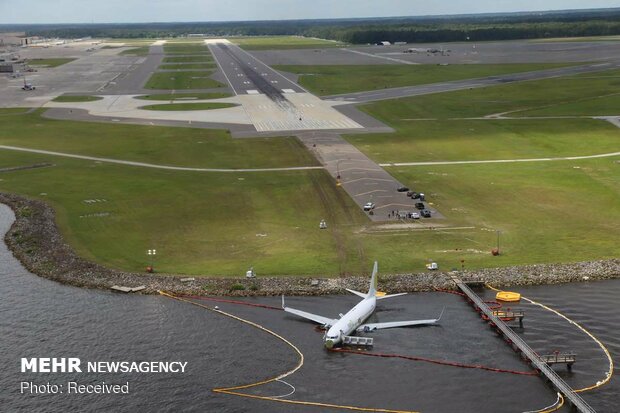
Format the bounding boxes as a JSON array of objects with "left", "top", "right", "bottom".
[
  {"left": 358, "top": 308, "right": 445, "bottom": 331},
  {"left": 282, "top": 296, "right": 335, "bottom": 327}
]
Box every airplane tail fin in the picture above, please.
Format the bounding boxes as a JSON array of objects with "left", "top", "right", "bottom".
[{"left": 367, "top": 261, "right": 378, "bottom": 298}]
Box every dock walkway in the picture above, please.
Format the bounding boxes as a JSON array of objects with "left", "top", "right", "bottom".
[{"left": 451, "top": 276, "right": 596, "bottom": 413}]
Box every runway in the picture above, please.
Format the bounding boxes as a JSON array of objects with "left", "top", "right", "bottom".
[{"left": 207, "top": 39, "right": 362, "bottom": 132}]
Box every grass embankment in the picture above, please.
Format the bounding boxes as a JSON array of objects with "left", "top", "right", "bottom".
[
  {"left": 338, "top": 66, "right": 620, "bottom": 271},
  {"left": 0, "top": 108, "right": 32, "bottom": 115},
  {"left": 163, "top": 44, "right": 211, "bottom": 55},
  {"left": 163, "top": 56, "right": 213, "bottom": 63},
  {"left": 275, "top": 63, "right": 578, "bottom": 96},
  {"left": 0, "top": 151, "right": 363, "bottom": 276},
  {"left": 231, "top": 36, "right": 346, "bottom": 50},
  {"left": 120, "top": 47, "right": 150, "bottom": 56},
  {"left": 52, "top": 95, "right": 103, "bottom": 103},
  {"left": 27, "top": 58, "right": 75, "bottom": 68},
  {"left": 345, "top": 68, "right": 620, "bottom": 163},
  {"left": 159, "top": 63, "right": 216, "bottom": 70},
  {"left": 0, "top": 110, "right": 316, "bottom": 169},
  {"left": 140, "top": 102, "right": 237, "bottom": 111},
  {"left": 136, "top": 92, "right": 231, "bottom": 101},
  {"left": 144, "top": 71, "right": 223, "bottom": 89}
]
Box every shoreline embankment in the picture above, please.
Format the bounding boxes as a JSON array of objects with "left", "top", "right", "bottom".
[{"left": 2, "top": 193, "right": 618, "bottom": 296}]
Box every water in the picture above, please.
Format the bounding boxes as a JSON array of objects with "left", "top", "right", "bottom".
[{"left": 0, "top": 203, "right": 616, "bottom": 412}]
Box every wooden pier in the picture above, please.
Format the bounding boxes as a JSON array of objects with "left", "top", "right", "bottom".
[
  {"left": 540, "top": 352, "right": 577, "bottom": 370},
  {"left": 451, "top": 276, "right": 596, "bottom": 413},
  {"left": 492, "top": 309, "right": 525, "bottom": 328}
]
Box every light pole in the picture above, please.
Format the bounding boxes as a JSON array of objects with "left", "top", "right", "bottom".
[{"left": 147, "top": 249, "right": 157, "bottom": 272}]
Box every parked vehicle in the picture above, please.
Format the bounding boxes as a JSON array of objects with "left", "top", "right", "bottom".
[
  {"left": 415, "top": 202, "right": 425, "bottom": 210},
  {"left": 363, "top": 202, "right": 375, "bottom": 211},
  {"left": 397, "top": 186, "right": 409, "bottom": 192},
  {"left": 421, "top": 209, "right": 432, "bottom": 218},
  {"left": 409, "top": 212, "right": 420, "bottom": 219}
]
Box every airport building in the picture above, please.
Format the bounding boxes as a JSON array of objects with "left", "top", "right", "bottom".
[{"left": 0, "top": 32, "right": 39, "bottom": 47}]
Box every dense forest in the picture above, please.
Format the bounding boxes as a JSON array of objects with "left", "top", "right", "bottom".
[{"left": 3, "top": 8, "right": 620, "bottom": 43}]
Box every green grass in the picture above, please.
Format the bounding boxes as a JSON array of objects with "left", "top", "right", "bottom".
[
  {"left": 275, "top": 63, "right": 578, "bottom": 96},
  {"left": 0, "top": 108, "right": 31, "bottom": 115},
  {"left": 345, "top": 118, "right": 620, "bottom": 163},
  {"left": 140, "top": 102, "right": 237, "bottom": 111},
  {"left": 353, "top": 68, "right": 620, "bottom": 120},
  {"left": 0, "top": 151, "right": 366, "bottom": 276},
  {"left": 163, "top": 44, "right": 211, "bottom": 55},
  {"left": 231, "top": 36, "right": 346, "bottom": 50},
  {"left": 371, "top": 158, "right": 620, "bottom": 271},
  {"left": 144, "top": 71, "right": 224, "bottom": 90},
  {"left": 0, "top": 110, "right": 316, "bottom": 169},
  {"left": 163, "top": 56, "right": 213, "bottom": 63},
  {"left": 159, "top": 63, "right": 216, "bottom": 70},
  {"left": 0, "top": 149, "right": 617, "bottom": 276},
  {"left": 27, "top": 58, "right": 75, "bottom": 68},
  {"left": 120, "top": 46, "right": 150, "bottom": 56},
  {"left": 135, "top": 92, "right": 231, "bottom": 101},
  {"left": 52, "top": 95, "right": 103, "bottom": 103}
]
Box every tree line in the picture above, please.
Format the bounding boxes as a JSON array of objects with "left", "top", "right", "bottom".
[{"left": 3, "top": 8, "right": 620, "bottom": 43}]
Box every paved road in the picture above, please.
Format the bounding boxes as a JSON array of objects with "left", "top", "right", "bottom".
[
  {"left": 297, "top": 132, "right": 440, "bottom": 222},
  {"left": 0, "top": 145, "right": 323, "bottom": 173},
  {"left": 325, "top": 61, "right": 620, "bottom": 103}
]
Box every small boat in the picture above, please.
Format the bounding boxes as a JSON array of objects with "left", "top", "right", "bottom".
[{"left": 496, "top": 291, "right": 521, "bottom": 302}]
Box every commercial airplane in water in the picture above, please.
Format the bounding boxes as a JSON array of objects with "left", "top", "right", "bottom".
[{"left": 282, "top": 262, "right": 443, "bottom": 348}]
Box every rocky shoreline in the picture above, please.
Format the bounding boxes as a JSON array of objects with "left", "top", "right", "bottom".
[{"left": 2, "top": 193, "right": 619, "bottom": 296}]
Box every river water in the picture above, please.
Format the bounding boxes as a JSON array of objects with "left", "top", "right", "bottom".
[{"left": 0, "top": 203, "right": 616, "bottom": 412}]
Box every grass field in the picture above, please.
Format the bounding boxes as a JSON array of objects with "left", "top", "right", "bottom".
[
  {"left": 52, "top": 95, "right": 103, "bottom": 103},
  {"left": 0, "top": 150, "right": 365, "bottom": 276},
  {"left": 140, "top": 102, "right": 237, "bottom": 111},
  {"left": 0, "top": 110, "right": 316, "bottom": 169},
  {"left": 274, "top": 63, "right": 577, "bottom": 95},
  {"left": 120, "top": 47, "right": 150, "bottom": 56},
  {"left": 27, "top": 58, "right": 75, "bottom": 68},
  {"left": 144, "top": 71, "right": 224, "bottom": 90},
  {"left": 163, "top": 44, "right": 211, "bottom": 54},
  {"left": 353, "top": 68, "right": 620, "bottom": 120},
  {"left": 163, "top": 56, "right": 213, "bottom": 63},
  {"left": 0, "top": 148, "right": 616, "bottom": 276},
  {"left": 345, "top": 68, "right": 620, "bottom": 163},
  {"left": 346, "top": 118, "right": 620, "bottom": 163},
  {"left": 135, "top": 92, "right": 231, "bottom": 101},
  {"left": 159, "top": 63, "right": 217, "bottom": 70},
  {"left": 0, "top": 61, "right": 617, "bottom": 276},
  {"left": 231, "top": 36, "right": 346, "bottom": 50}
]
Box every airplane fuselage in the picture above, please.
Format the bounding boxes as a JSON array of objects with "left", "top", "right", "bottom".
[{"left": 324, "top": 295, "right": 376, "bottom": 348}]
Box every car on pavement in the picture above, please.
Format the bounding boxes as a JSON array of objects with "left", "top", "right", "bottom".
[
  {"left": 415, "top": 202, "right": 425, "bottom": 210},
  {"left": 397, "top": 186, "right": 409, "bottom": 192},
  {"left": 409, "top": 212, "right": 420, "bottom": 219},
  {"left": 421, "top": 209, "right": 432, "bottom": 218},
  {"left": 409, "top": 192, "right": 420, "bottom": 199},
  {"left": 363, "top": 202, "right": 375, "bottom": 211}
]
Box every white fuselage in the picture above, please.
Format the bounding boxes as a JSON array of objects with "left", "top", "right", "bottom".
[{"left": 324, "top": 295, "right": 376, "bottom": 348}]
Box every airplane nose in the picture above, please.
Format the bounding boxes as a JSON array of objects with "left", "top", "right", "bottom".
[{"left": 325, "top": 340, "right": 335, "bottom": 349}]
